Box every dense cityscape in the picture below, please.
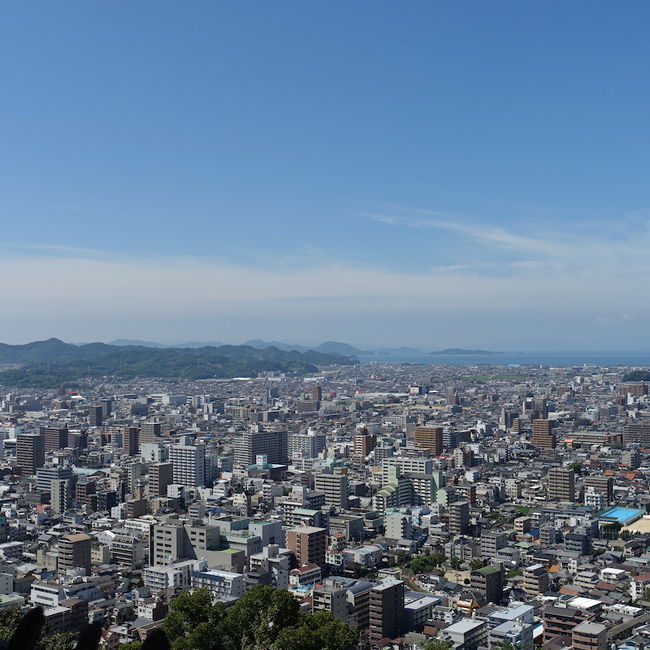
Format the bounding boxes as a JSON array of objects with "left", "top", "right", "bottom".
[{"left": 0, "top": 349, "right": 649, "bottom": 649}]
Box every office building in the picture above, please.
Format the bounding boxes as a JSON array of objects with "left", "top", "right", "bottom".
[
  {"left": 41, "top": 427, "right": 68, "bottom": 453},
  {"left": 381, "top": 456, "right": 433, "bottom": 483},
  {"left": 312, "top": 584, "right": 348, "bottom": 622},
  {"left": 16, "top": 433, "right": 45, "bottom": 475},
  {"left": 623, "top": 423, "right": 650, "bottom": 445},
  {"left": 36, "top": 466, "right": 73, "bottom": 493},
  {"left": 548, "top": 467, "right": 575, "bottom": 502},
  {"left": 234, "top": 428, "right": 288, "bottom": 466}
]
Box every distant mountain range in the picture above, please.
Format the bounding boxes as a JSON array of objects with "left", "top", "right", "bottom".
[
  {"left": 0, "top": 338, "right": 357, "bottom": 388},
  {"left": 430, "top": 348, "right": 501, "bottom": 356},
  {"left": 109, "top": 338, "right": 430, "bottom": 356}
]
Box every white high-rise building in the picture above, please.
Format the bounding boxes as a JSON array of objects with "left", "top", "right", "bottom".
[{"left": 169, "top": 438, "right": 205, "bottom": 487}]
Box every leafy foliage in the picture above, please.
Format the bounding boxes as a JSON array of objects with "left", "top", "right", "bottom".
[
  {"left": 410, "top": 553, "right": 446, "bottom": 573},
  {"left": 423, "top": 640, "right": 454, "bottom": 650},
  {"left": 163, "top": 586, "right": 358, "bottom": 650},
  {"left": 0, "top": 607, "right": 78, "bottom": 649}
]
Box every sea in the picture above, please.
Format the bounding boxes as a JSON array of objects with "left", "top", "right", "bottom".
[{"left": 356, "top": 351, "right": 650, "bottom": 367}]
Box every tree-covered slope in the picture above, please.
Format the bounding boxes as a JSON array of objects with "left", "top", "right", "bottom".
[{"left": 0, "top": 339, "right": 357, "bottom": 387}]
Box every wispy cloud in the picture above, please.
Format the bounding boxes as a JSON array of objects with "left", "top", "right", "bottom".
[{"left": 361, "top": 205, "right": 650, "bottom": 265}]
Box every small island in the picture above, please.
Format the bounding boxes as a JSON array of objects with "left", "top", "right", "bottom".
[{"left": 430, "top": 348, "right": 502, "bottom": 356}]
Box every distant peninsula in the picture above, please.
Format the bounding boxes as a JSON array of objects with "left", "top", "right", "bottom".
[{"left": 430, "top": 348, "right": 502, "bottom": 356}]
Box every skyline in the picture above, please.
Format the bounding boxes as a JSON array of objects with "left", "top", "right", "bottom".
[{"left": 2, "top": 2, "right": 650, "bottom": 348}]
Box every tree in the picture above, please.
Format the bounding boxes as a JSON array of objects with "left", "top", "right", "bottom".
[
  {"left": 0, "top": 607, "right": 24, "bottom": 641},
  {"left": 119, "top": 643, "right": 143, "bottom": 650},
  {"left": 271, "top": 611, "right": 359, "bottom": 650},
  {"left": 449, "top": 557, "right": 462, "bottom": 570},
  {"left": 0, "top": 608, "right": 79, "bottom": 650},
  {"left": 223, "top": 584, "right": 301, "bottom": 650},
  {"left": 423, "top": 640, "right": 453, "bottom": 650},
  {"left": 163, "top": 588, "right": 225, "bottom": 650},
  {"left": 469, "top": 559, "right": 484, "bottom": 571},
  {"left": 38, "top": 633, "right": 79, "bottom": 650}
]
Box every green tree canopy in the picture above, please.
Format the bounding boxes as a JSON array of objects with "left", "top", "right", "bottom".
[{"left": 163, "top": 586, "right": 358, "bottom": 650}]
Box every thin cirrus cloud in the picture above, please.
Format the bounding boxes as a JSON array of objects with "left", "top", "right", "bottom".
[{"left": 0, "top": 207, "right": 647, "bottom": 343}]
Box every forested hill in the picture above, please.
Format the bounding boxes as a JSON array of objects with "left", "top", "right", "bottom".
[{"left": 0, "top": 338, "right": 357, "bottom": 387}]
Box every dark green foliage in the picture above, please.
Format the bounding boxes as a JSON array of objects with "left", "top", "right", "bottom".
[
  {"left": 622, "top": 370, "right": 650, "bottom": 381},
  {"left": 163, "top": 588, "right": 225, "bottom": 650},
  {"left": 271, "top": 611, "right": 359, "bottom": 650},
  {"left": 0, "top": 607, "right": 78, "bottom": 649},
  {"left": 163, "top": 586, "right": 359, "bottom": 650},
  {"left": 0, "top": 339, "right": 357, "bottom": 387},
  {"left": 410, "top": 553, "right": 446, "bottom": 573}
]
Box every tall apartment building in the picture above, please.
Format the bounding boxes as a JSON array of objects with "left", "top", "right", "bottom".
[
  {"left": 548, "top": 467, "right": 575, "bottom": 502},
  {"left": 123, "top": 427, "right": 140, "bottom": 456},
  {"left": 470, "top": 565, "right": 503, "bottom": 604},
  {"left": 523, "top": 564, "right": 549, "bottom": 596},
  {"left": 480, "top": 531, "right": 507, "bottom": 558},
  {"left": 448, "top": 501, "right": 470, "bottom": 536},
  {"left": 40, "top": 427, "right": 68, "bottom": 453},
  {"left": 285, "top": 526, "right": 326, "bottom": 568},
  {"left": 169, "top": 439, "right": 205, "bottom": 487},
  {"left": 373, "top": 466, "right": 440, "bottom": 513},
  {"left": 234, "top": 428, "right": 288, "bottom": 466},
  {"left": 622, "top": 447, "right": 641, "bottom": 469},
  {"left": 531, "top": 419, "right": 556, "bottom": 449},
  {"left": 313, "top": 473, "right": 348, "bottom": 509},
  {"left": 288, "top": 431, "right": 326, "bottom": 459},
  {"left": 151, "top": 521, "right": 222, "bottom": 566},
  {"left": 88, "top": 406, "right": 103, "bottom": 427},
  {"left": 16, "top": 433, "right": 45, "bottom": 475},
  {"left": 381, "top": 456, "right": 433, "bottom": 483},
  {"left": 623, "top": 423, "right": 650, "bottom": 445},
  {"left": 149, "top": 462, "right": 174, "bottom": 498},
  {"left": 583, "top": 475, "right": 614, "bottom": 504},
  {"left": 58, "top": 534, "right": 92, "bottom": 574},
  {"left": 368, "top": 579, "right": 405, "bottom": 644},
  {"left": 50, "top": 479, "right": 72, "bottom": 514},
  {"left": 140, "top": 422, "right": 162, "bottom": 444},
  {"left": 413, "top": 426, "right": 443, "bottom": 456},
  {"left": 353, "top": 431, "right": 376, "bottom": 459}
]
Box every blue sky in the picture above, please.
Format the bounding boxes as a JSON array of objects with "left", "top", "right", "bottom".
[{"left": 1, "top": 1, "right": 649, "bottom": 348}]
